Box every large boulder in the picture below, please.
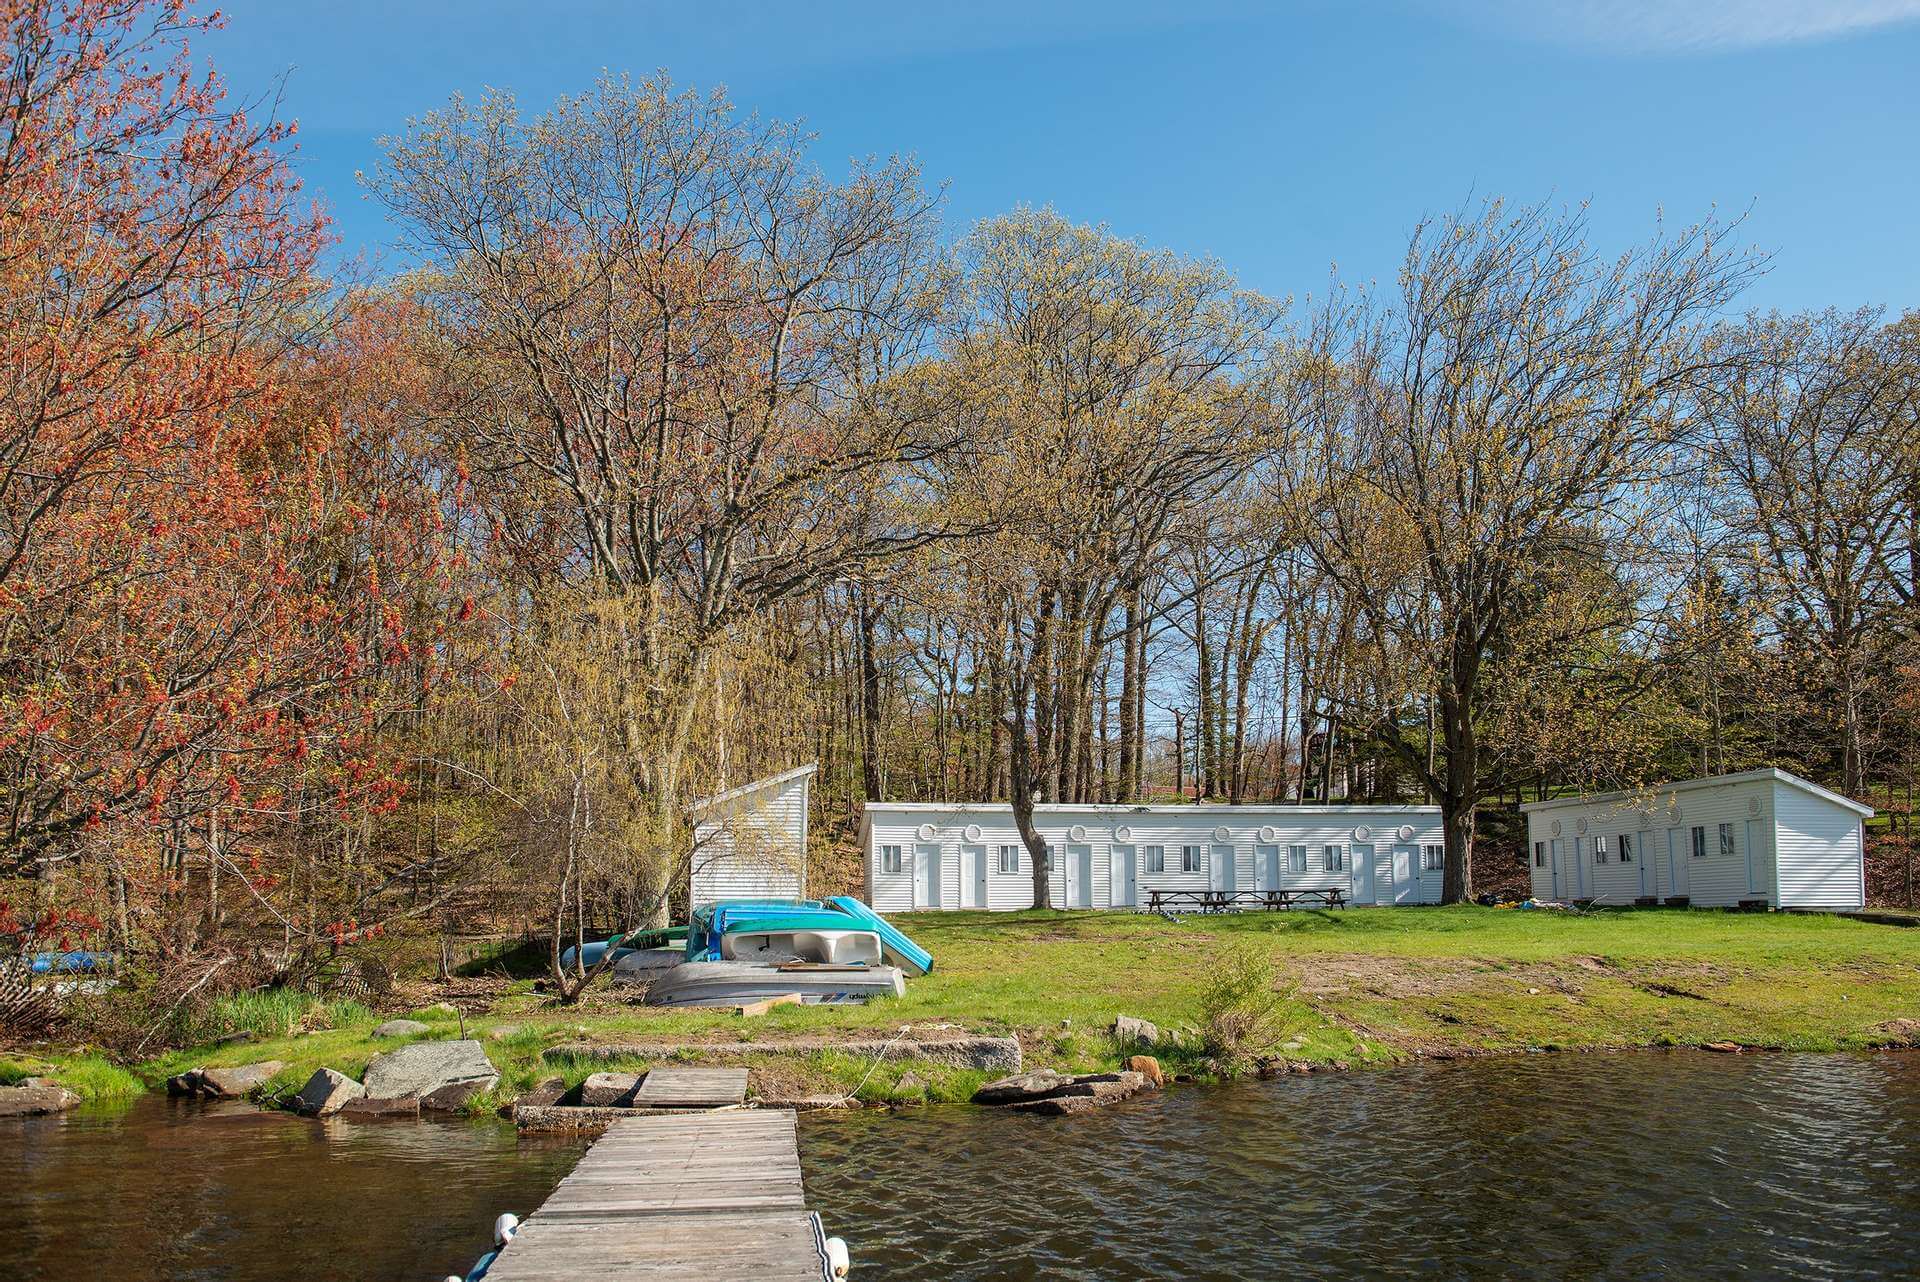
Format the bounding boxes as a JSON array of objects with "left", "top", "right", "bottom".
[
  {"left": 971, "top": 1070, "right": 1081, "bottom": 1106},
  {"left": 292, "top": 1068, "right": 364, "bottom": 1117},
  {"left": 197, "top": 1061, "right": 286, "bottom": 1098},
  {"left": 361, "top": 1039, "right": 498, "bottom": 1102},
  {"left": 974, "top": 1069, "right": 1151, "bottom": 1113},
  {"left": 1113, "top": 1015, "right": 1162, "bottom": 1047},
  {"left": 168, "top": 1061, "right": 286, "bottom": 1099},
  {"left": 577, "top": 1072, "right": 642, "bottom": 1108},
  {"left": 373, "top": 1019, "right": 430, "bottom": 1038},
  {"left": 0, "top": 1083, "right": 78, "bottom": 1116}
]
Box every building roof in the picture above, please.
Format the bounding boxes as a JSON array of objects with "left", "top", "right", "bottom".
[
  {"left": 690, "top": 763, "right": 818, "bottom": 814},
  {"left": 861, "top": 800, "right": 1439, "bottom": 816},
  {"left": 1518, "top": 768, "right": 1874, "bottom": 819}
]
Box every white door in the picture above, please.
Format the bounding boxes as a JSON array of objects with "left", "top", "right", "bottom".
[
  {"left": 1572, "top": 837, "right": 1587, "bottom": 897},
  {"left": 916, "top": 842, "right": 941, "bottom": 909},
  {"left": 1390, "top": 844, "right": 1416, "bottom": 903},
  {"left": 1255, "top": 845, "right": 1279, "bottom": 893},
  {"left": 1667, "top": 829, "right": 1689, "bottom": 898},
  {"left": 960, "top": 844, "right": 987, "bottom": 908},
  {"left": 1112, "top": 845, "right": 1137, "bottom": 907},
  {"left": 1550, "top": 839, "right": 1565, "bottom": 898},
  {"left": 1744, "top": 820, "right": 1762, "bottom": 897},
  {"left": 1064, "top": 843, "right": 1092, "bottom": 907},
  {"left": 1351, "top": 843, "right": 1374, "bottom": 902},
  {"left": 1210, "top": 844, "right": 1236, "bottom": 893}
]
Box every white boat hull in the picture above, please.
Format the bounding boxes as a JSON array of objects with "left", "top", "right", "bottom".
[
  {"left": 720, "top": 928, "right": 882, "bottom": 967},
  {"left": 643, "top": 960, "right": 906, "bottom": 1007}
]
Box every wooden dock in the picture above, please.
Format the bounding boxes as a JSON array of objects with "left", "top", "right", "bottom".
[{"left": 479, "top": 1109, "right": 838, "bottom": 1281}]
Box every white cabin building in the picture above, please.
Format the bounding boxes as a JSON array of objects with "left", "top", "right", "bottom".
[
  {"left": 1521, "top": 768, "right": 1872, "bottom": 909},
  {"left": 688, "top": 764, "right": 817, "bottom": 908},
  {"left": 860, "top": 802, "right": 1446, "bottom": 911}
]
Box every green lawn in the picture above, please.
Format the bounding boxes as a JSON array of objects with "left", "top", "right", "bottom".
[{"left": 17, "top": 907, "right": 1920, "bottom": 1108}]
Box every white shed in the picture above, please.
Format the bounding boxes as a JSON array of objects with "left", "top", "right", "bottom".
[
  {"left": 860, "top": 801, "right": 1446, "bottom": 911},
  {"left": 688, "top": 764, "right": 817, "bottom": 908},
  {"left": 1521, "top": 768, "right": 1872, "bottom": 909}
]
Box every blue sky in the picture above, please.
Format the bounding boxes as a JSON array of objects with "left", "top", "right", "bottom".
[{"left": 206, "top": 0, "right": 1920, "bottom": 314}]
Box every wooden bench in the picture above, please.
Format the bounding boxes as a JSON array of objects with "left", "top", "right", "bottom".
[{"left": 1146, "top": 887, "right": 1347, "bottom": 914}]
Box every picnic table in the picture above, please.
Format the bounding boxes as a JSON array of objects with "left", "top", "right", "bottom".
[{"left": 1146, "top": 887, "right": 1347, "bottom": 914}]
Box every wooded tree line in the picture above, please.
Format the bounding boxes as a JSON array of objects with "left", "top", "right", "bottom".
[{"left": 3, "top": 2, "right": 1915, "bottom": 1000}]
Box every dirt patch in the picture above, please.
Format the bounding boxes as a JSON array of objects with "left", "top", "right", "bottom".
[
  {"left": 1280, "top": 954, "right": 1520, "bottom": 1000},
  {"left": 1873, "top": 1018, "right": 1920, "bottom": 1047}
]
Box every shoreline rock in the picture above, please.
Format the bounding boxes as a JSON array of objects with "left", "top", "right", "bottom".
[
  {"left": 166, "top": 1061, "right": 286, "bottom": 1100},
  {"left": 0, "top": 1082, "right": 79, "bottom": 1116},
  {"left": 292, "top": 1068, "right": 364, "bottom": 1117},
  {"left": 972, "top": 1068, "right": 1155, "bottom": 1114},
  {"left": 361, "top": 1039, "right": 499, "bottom": 1106}
]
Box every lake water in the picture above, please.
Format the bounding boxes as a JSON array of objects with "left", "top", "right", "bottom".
[{"left": 5, "top": 1052, "right": 1918, "bottom": 1280}]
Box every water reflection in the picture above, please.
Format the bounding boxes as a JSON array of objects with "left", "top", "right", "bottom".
[
  {"left": 5, "top": 1095, "right": 587, "bottom": 1282},
  {"left": 7, "top": 1053, "right": 1916, "bottom": 1280},
  {"left": 799, "top": 1052, "right": 1920, "bottom": 1280}
]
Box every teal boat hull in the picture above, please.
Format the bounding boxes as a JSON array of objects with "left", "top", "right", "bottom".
[{"left": 826, "top": 896, "right": 933, "bottom": 976}]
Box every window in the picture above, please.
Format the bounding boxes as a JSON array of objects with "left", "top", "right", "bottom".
[
  {"left": 1043, "top": 844, "right": 1055, "bottom": 873},
  {"left": 1421, "top": 844, "right": 1444, "bottom": 871},
  {"left": 1323, "top": 844, "right": 1345, "bottom": 872},
  {"left": 1145, "top": 845, "right": 1166, "bottom": 874},
  {"left": 1181, "top": 844, "right": 1206, "bottom": 873},
  {"left": 1288, "top": 844, "right": 1309, "bottom": 873},
  {"left": 1533, "top": 841, "right": 1546, "bottom": 868},
  {"left": 1718, "top": 823, "right": 1735, "bottom": 858},
  {"left": 1618, "top": 834, "right": 1633, "bottom": 864},
  {"left": 1691, "top": 825, "right": 1707, "bottom": 859},
  {"left": 1594, "top": 836, "right": 1609, "bottom": 865},
  {"left": 881, "top": 844, "right": 903, "bottom": 874},
  {"left": 997, "top": 844, "right": 1019, "bottom": 874}
]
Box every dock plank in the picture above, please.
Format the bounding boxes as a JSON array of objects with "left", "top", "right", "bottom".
[
  {"left": 632, "top": 1065, "right": 751, "bottom": 1107},
  {"left": 476, "top": 1109, "right": 832, "bottom": 1281}
]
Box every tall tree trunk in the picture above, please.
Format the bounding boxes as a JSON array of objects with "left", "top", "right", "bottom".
[{"left": 858, "top": 584, "right": 883, "bottom": 802}]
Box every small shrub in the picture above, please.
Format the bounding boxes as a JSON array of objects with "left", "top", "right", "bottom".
[{"left": 1194, "top": 945, "right": 1295, "bottom": 1077}]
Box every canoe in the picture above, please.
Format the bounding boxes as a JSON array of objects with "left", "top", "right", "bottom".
[
  {"left": 688, "top": 901, "right": 856, "bottom": 960},
  {"left": 826, "top": 896, "right": 933, "bottom": 976},
  {"left": 643, "top": 960, "right": 906, "bottom": 1008},
  {"left": 687, "top": 900, "right": 827, "bottom": 959},
  {"left": 720, "top": 919, "right": 883, "bottom": 966},
  {"left": 559, "top": 927, "right": 687, "bottom": 972}
]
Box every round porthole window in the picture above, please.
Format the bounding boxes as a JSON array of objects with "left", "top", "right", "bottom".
[
  {"left": 915, "top": 823, "right": 937, "bottom": 842},
  {"left": 1550, "top": 819, "right": 1563, "bottom": 837},
  {"left": 1669, "top": 808, "right": 1683, "bottom": 827},
  {"left": 1397, "top": 824, "right": 1415, "bottom": 842},
  {"left": 964, "top": 824, "right": 983, "bottom": 844},
  {"left": 1747, "top": 797, "right": 1762, "bottom": 818},
  {"left": 1258, "top": 825, "right": 1278, "bottom": 844},
  {"left": 1115, "top": 825, "right": 1134, "bottom": 843},
  {"left": 1576, "top": 818, "right": 1588, "bottom": 835},
  {"left": 1213, "top": 825, "right": 1232, "bottom": 843},
  {"left": 1353, "top": 825, "right": 1372, "bottom": 842},
  {"left": 1068, "top": 824, "right": 1088, "bottom": 843}
]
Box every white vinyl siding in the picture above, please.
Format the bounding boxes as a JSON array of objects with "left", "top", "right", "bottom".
[
  {"left": 1521, "top": 770, "right": 1868, "bottom": 910},
  {"left": 862, "top": 804, "right": 1445, "bottom": 911},
  {"left": 690, "top": 765, "right": 813, "bottom": 908}
]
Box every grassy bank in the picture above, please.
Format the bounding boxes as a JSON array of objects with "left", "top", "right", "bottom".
[{"left": 13, "top": 907, "right": 1920, "bottom": 1110}]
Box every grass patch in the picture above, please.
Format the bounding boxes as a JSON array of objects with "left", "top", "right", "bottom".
[{"left": 17, "top": 906, "right": 1920, "bottom": 1106}]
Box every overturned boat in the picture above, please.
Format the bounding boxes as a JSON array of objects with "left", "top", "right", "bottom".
[
  {"left": 642, "top": 959, "right": 906, "bottom": 1008},
  {"left": 715, "top": 909, "right": 886, "bottom": 967}
]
